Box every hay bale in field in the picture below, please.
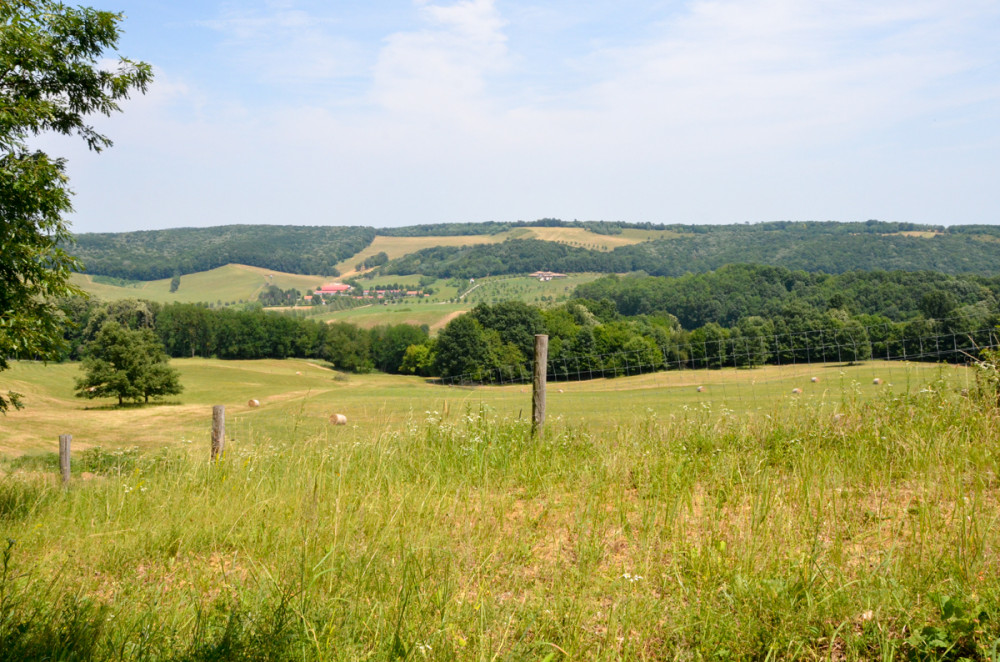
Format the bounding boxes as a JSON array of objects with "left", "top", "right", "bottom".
[
  {"left": 557, "top": 389, "right": 564, "bottom": 393},
  {"left": 247, "top": 399, "right": 260, "bottom": 408},
  {"left": 811, "top": 377, "right": 819, "bottom": 383},
  {"left": 872, "top": 378, "right": 882, "bottom": 385},
  {"left": 791, "top": 388, "right": 802, "bottom": 394},
  {"left": 696, "top": 386, "right": 705, "bottom": 392},
  {"left": 329, "top": 413, "right": 347, "bottom": 425},
  {"left": 295, "top": 371, "right": 302, "bottom": 375}
]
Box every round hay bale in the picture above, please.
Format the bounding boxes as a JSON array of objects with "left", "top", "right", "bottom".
[
  {"left": 791, "top": 388, "right": 802, "bottom": 394},
  {"left": 329, "top": 413, "right": 347, "bottom": 425},
  {"left": 247, "top": 399, "right": 260, "bottom": 408},
  {"left": 811, "top": 377, "right": 819, "bottom": 383},
  {"left": 696, "top": 386, "right": 705, "bottom": 393},
  {"left": 872, "top": 378, "right": 882, "bottom": 385}
]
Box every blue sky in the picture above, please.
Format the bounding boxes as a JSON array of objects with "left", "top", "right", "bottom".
[{"left": 52, "top": 0, "right": 1000, "bottom": 233}]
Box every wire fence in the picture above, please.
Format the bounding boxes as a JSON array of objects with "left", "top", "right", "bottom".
[{"left": 436, "top": 323, "right": 999, "bottom": 389}]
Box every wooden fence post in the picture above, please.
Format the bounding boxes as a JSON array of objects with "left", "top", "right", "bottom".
[
  {"left": 533, "top": 334, "right": 548, "bottom": 436},
  {"left": 211, "top": 405, "right": 225, "bottom": 461},
  {"left": 59, "top": 434, "right": 71, "bottom": 484}
]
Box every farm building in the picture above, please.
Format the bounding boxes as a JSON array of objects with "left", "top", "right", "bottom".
[
  {"left": 530, "top": 271, "right": 568, "bottom": 281},
  {"left": 316, "top": 283, "right": 352, "bottom": 296}
]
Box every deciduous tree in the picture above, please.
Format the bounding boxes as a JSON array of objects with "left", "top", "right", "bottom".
[
  {"left": 0, "top": 1, "right": 151, "bottom": 412},
  {"left": 75, "top": 321, "right": 182, "bottom": 405}
]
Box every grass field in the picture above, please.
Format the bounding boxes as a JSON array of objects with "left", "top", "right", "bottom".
[
  {"left": 1, "top": 356, "right": 997, "bottom": 660},
  {"left": 509, "top": 226, "right": 681, "bottom": 251},
  {"left": 335, "top": 235, "right": 507, "bottom": 277},
  {"left": 71, "top": 264, "right": 332, "bottom": 306},
  {"left": 0, "top": 358, "right": 973, "bottom": 455}
]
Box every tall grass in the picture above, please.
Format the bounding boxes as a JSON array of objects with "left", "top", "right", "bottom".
[{"left": 2, "top": 384, "right": 999, "bottom": 660}]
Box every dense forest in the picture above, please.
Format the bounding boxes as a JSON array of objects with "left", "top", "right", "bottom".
[
  {"left": 573, "top": 265, "right": 1000, "bottom": 328},
  {"left": 381, "top": 226, "right": 1000, "bottom": 279},
  {"left": 70, "top": 225, "right": 376, "bottom": 280},
  {"left": 69, "top": 220, "right": 1000, "bottom": 281}
]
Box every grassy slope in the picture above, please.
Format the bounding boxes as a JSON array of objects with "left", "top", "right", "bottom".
[
  {"left": 336, "top": 234, "right": 508, "bottom": 277},
  {"left": 0, "top": 357, "right": 969, "bottom": 455},
  {"left": 0, "top": 358, "right": 995, "bottom": 660},
  {"left": 71, "top": 264, "right": 332, "bottom": 305},
  {"left": 513, "top": 226, "right": 680, "bottom": 251}
]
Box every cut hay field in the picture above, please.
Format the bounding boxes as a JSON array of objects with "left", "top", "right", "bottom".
[
  {"left": 2, "top": 356, "right": 997, "bottom": 660},
  {"left": 71, "top": 264, "right": 331, "bottom": 305},
  {"left": 335, "top": 234, "right": 507, "bottom": 277},
  {"left": 0, "top": 357, "right": 970, "bottom": 456},
  {"left": 509, "top": 226, "right": 681, "bottom": 250}
]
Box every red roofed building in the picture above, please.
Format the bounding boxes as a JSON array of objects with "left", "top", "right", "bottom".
[{"left": 317, "top": 283, "right": 352, "bottom": 295}]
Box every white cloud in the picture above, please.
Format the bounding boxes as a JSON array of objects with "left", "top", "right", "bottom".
[
  {"left": 371, "top": 0, "right": 509, "bottom": 117},
  {"left": 62, "top": 0, "right": 1000, "bottom": 232}
]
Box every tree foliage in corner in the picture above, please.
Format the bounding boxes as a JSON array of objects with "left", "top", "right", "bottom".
[
  {"left": 0, "top": 1, "right": 150, "bottom": 412},
  {"left": 75, "top": 321, "right": 182, "bottom": 405}
]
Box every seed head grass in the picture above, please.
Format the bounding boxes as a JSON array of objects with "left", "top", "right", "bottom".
[{"left": 2, "top": 375, "right": 1000, "bottom": 660}]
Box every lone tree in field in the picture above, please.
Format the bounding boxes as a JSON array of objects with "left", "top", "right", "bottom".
[
  {"left": 0, "top": 2, "right": 151, "bottom": 413},
  {"left": 75, "top": 321, "right": 182, "bottom": 405}
]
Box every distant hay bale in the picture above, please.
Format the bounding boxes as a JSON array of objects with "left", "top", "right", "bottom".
[
  {"left": 696, "top": 386, "right": 705, "bottom": 393},
  {"left": 557, "top": 389, "right": 564, "bottom": 393},
  {"left": 247, "top": 399, "right": 260, "bottom": 408},
  {"left": 811, "top": 377, "right": 819, "bottom": 383},
  {"left": 791, "top": 388, "right": 802, "bottom": 394},
  {"left": 329, "top": 413, "right": 347, "bottom": 425},
  {"left": 295, "top": 371, "right": 302, "bottom": 375},
  {"left": 872, "top": 378, "right": 882, "bottom": 385}
]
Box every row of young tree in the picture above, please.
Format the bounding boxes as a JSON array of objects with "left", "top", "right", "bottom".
[{"left": 57, "top": 298, "right": 430, "bottom": 375}]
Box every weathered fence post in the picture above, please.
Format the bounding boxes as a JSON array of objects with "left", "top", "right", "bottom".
[
  {"left": 532, "top": 334, "right": 548, "bottom": 436},
  {"left": 211, "top": 405, "right": 225, "bottom": 462},
  {"left": 59, "top": 434, "right": 71, "bottom": 484}
]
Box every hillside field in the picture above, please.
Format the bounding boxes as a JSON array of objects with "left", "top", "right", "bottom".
[
  {"left": 0, "top": 357, "right": 971, "bottom": 455},
  {"left": 71, "top": 264, "right": 332, "bottom": 306}
]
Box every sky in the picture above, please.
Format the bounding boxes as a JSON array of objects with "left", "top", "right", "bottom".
[{"left": 47, "top": 0, "right": 1000, "bottom": 233}]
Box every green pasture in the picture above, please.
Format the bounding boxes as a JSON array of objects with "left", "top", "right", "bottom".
[
  {"left": 0, "top": 358, "right": 972, "bottom": 456},
  {"left": 312, "top": 302, "right": 469, "bottom": 330},
  {"left": 1, "top": 355, "right": 998, "bottom": 660},
  {"left": 71, "top": 264, "right": 330, "bottom": 306},
  {"left": 461, "top": 273, "right": 603, "bottom": 305}
]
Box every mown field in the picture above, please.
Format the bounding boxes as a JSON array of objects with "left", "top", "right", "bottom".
[
  {"left": 70, "top": 264, "right": 332, "bottom": 306},
  {"left": 335, "top": 235, "right": 509, "bottom": 277},
  {"left": 2, "top": 358, "right": 996, "bottom": 660}
]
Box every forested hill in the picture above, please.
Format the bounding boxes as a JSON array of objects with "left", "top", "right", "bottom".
[
  {"left": 70, "top": 225, "right": 376, "bottom": 280},
  {"left": 574, "top": 265, "right": 1000, "bottom": 329},
  {"left": 382, "top": 224, "right": 1000, "bottom": 278},
  {"left": 69, "top": 220, "right": 1000, "bottom": 281}
]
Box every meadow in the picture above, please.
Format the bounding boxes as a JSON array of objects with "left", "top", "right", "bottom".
[
  {"left": 1, "top": 358, "right": 997, "bottom": 660},
  {"left": 71, "top": 265, "right": 332, "bottom": 307}
]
